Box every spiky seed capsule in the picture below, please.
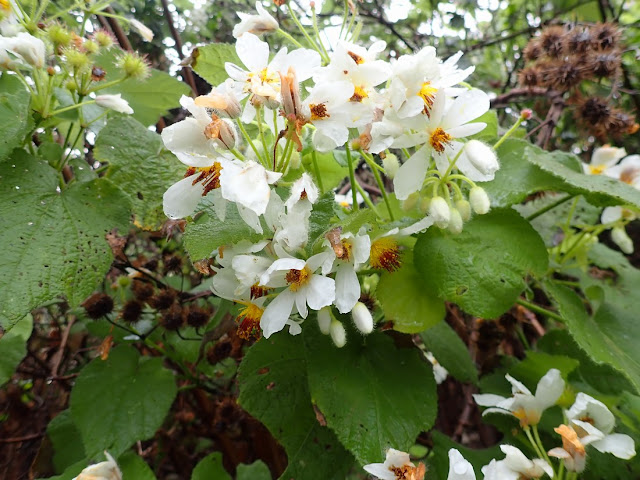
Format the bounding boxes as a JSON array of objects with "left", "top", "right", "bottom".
[
  {"left": 150, "top": 289, "right": 176, "bottom": 310},
  {"left": 131, "top": 280, "right": 154, "bottom": 301},
  {"left": 161, "top": 305, "right": 184, "bottom": 330},
  {"left": 539, "top": 26, "right": 566, "bottom": 58},
  {"left": 63, "top": 48, "right": 91, "bottom": 71},
  {"left": 121, "top": 300, "right": 143, "bottom": 323},
  {"left": 83, "top": 39, "right": 99, "bottom": 55},
  {"left": 565, "top": 28, "right": 593, "bottom": 54},
  {"left": 47, "top": 23, "right": 72, "bottom": 48},
  {"left": 186, "top": 307, "right": 209, "bottom": 328},
  {"left": 163, "top": 255, "right": 182, "bottom": 274},
  {"left": 591, "top": 23, "right": 620, "bottom": 51},
  {"left": 523, "top": 39, "right": 543, "bottom": 62},
  {"left": 578, "top": 97, "right": 611, "bottom": 127},
  {"left": 589, "top": 51, "right": 620, "bottom": 78},
  {"left": 116, "top": 52, "right": 150, "bottom": 79},
  {"left": 540, "top": 61, "right": 585, "bottom": 91},
  {"left": 518, "top": 66, "right": 540, "bottom": 87},
  {"left": 82, "top": 293, "right": 114, "bottom": 319},
  {"left": 93, "top": 29, "right": 115, "bottom": 48}
]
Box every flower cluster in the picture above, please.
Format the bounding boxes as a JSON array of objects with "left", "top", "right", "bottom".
[{"left": 161, "top": 2, "right": 502, "bottom": 342}]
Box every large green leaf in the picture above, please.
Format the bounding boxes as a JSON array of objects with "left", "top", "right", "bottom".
[
  {"left": 238, "top": 333, "right": 353, "bottom": 480},
  {"left": 94, "top": 49, "right": 190, "bottom": 126},
  {"left": 544, "top": 280, "right": 640, "bottom": 394},
  {"left": 420, "top": 320, "right": 478, "bottom": 385},
  {"left": 118, "top": 451, "right": 157, "bottom": 480},
  {"left": 47, "top": 409, "right": 86, "bottom": 473},
  {"left": 0, "top": 74, "right": 32, "bottom": 162},
  {"left": 191, "top": 43, "right": 241, "bottom": 87},
  {"left": 414, "top": 209, "right": 548, "bottom": 318},
  {"left": 303, "top": 326, "right": 437, "bottom": 465},
  {"left": 191, "top": 452, "right": 231, "bottom": 480},
  {"left": 183, "top": 207, "right": 263, "bottom": 261},
  {"left": 377, "top": 252, "right": 445, "bottom": 333},
  {"left": 0, "top": 314, "right": 32, "bottom": 385},
  {"left": 95, "top": 116, "right": 183, "bottom": 230},
  {"left": 70, "top": 345, "right": 177, "bottom": 457},
  {"left": 0, "top": 152, "right": 130, "bottom": 328},
  {"left": 236, "top": 460, "right": 271, "bottom": 480}
]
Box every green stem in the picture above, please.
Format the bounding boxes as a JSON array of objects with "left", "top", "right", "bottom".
[
  {"left": 87, "top": 77, "right": 126, "bottom": 93},
  {"left": 311, "top": 150, "right": 324, "bottom": 191},
  {"left": 277, "top": 28, "right": 306, "bottom": 50},
  {"left": 557, "top": 460, "right": 565, "bottom": 480},
  {"left": 230, "top": 148, "right": 245, "bottom": 161},
  {"left": 532, "top": 425, "right": 553, "bottom": 466},
  {"left": 363, "top": 153, "right": 394, "bottom": 220},
  {"left": 280, "top": 136, "right": 295, "bottom": 174},
  {"left": 526, "top": 194, "right": 574, "bottom": 221},
  {"left": 286, "top": 4, "right": 327, "bottom": 61},
  {"left": 256, "top": 107, "right": 270, "bottom": 166},
  {"left": 524, "top": 427, "right": 547, "bottom": 462},
  {"left": 353, "top": 180, "right": 379, "bottom": 214},
  {"left": 564, "top": 196, "right": 580, "bottom": 229},
  {"left": 311, "top": 5, "right": 329, "bottom": 60},
  {"left": 345, "top": 143, "right": 358, "bottom": 211},
  {"left": 516, "top": 299, "right": 564, "bottom": 323},
  {"left": 493, "top": 114, "right": 526, "bottom": 150},
  {"left": 236, "top": 119, "right": 264, "bottom": 166},
  {"left": 49, "top": 100, "right": 96, "bottom": 117}
]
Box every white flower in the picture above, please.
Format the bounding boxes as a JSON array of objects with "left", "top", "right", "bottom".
[
  {"left": 482, "top": 445, "right": 553, "bottom": 480},
  {"left": 604, "top": 154, "right": 640, "bottom": 187},
  {"left": 129, "top": 19, "right": 153, "bottom": 41},
  {"left": 95, "top": 94, "right": 134, "bottom": 114},
  {"left": 259, "top": 252, "right": 335, "bottom": 338},
  {"left": 302, "top": 80, "right": 355, "bottom": 151},
  {"left": 220, "top": 159, "right": 282, "bottom": 217},
  {"left": 473, "top": 368, "right": 565, "bottom": 427},
  {"left": 566, "top": 393, "right": 636, "bottom": 460},
  {"left": 322, "top": 229, "right": 371, "bottom": 313},
  {"left": 425, "top": 351, "right": 448, "bottom": 384},
  {"left": 583, "top": 146, "right": 626, "bottom": 176},
  {"left": 392, "top": 89, "right": 489, "bottom": 200},
  {"left": 225, "top": 33, "right": 320, "bottom": 122},
  {"left": 0, "top": 32, "right": 45, "bottom": 69},
  {"left": 233, "top": 1, "right": 279, "bottom": 38},
  {"left": 72, "top": 451, "right": 122, "bottom": 480},
  {"left": 447, "top": 449, "right": 476, "bottom": 480},
  {"left": 285, "top": 172, "right": 319, "bottom": 209},
  {"left": 388, "top": 47, "right": 474, "bottom": 120},
  {"left": 469, "top": 186, "right": 490, "bottom": 215},
  {"left": 351, "top": 301, "right": 374, "bottom": 334},
  {"left": 363, "top": 448, "right": 425, "bottom": 480},
  {"left": 458, "top": 140, "right": 499, "bottom": 182}
]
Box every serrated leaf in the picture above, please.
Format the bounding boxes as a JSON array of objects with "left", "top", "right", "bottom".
[
  {"left": 377, "top": 253, "right": 445, "bottom": 333},
  {"left": 0, "top": 152, "right": 131, "bottom": 328},
  {"left": 191, "top": 452, "right": 231, "bottom": 480},
  {"left": 95, "top": 116, "right": 183, "bottom": 230},
  {"left": 192, "top": 43, "right": 241, "bottom": 87},
  {"left": 183, "top": 207, "right": 263, "bottom": 261},
  {"left": 303, "top": 326, "right": 437, "bottom": 465},
  {"left": 0, "top": 314, "right": 32, "bottom": 386},
  {"left": 544, "top": 281, "right": 640, "bottom": 394},
  {"left": 238, "top": 333, "right": 353, "bottom": 480},
  {"left": 414, "top": 209, "right": 548, "bottom": 318},
  {"left": 0, "top": 74, "right": 32, "bottom": 162},
  {"left": 70, "top": 345, "right": 177, "bottom": 457},
  {"left": 420, "top": 320, "right": 478, "bottom": 384}
]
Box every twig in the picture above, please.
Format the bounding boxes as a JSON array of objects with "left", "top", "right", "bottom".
[
  {"left": 0, "top": 433, "right": 45, "bottom": 443},
  {"left": 490, "top": 87, "right": 550, "bottom": 108},
  {"left": 160, "top": 0, "right": 198, "bottom": 95},
  {"left": 50, "top": 316, "right": 76, "bottom": 377},
  {"left": 535, "top": 93, "right": 565, "bottom": 149}
]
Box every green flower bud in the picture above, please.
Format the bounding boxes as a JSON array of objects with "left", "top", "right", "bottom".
[
  {"left": 116, "top": 52, "right": 150, "bottom": 79},
  {"left": 330, "top": 318, "right": 346, "bottom": 348},
  {"left": 469, "top": 186, "right": 490, "bottom": 215},
  {"left": 93, "top": 30, "right": 115, "bottom": 48},
  {"left": 83, "top": 39, "right": 99, "bottom": 55},
  {"left": 382, "top": 153, "right": 399, "bottom": 179},
  {"left": 64, "top": 48, "right": 91, "bottom": 71},
  {"left": 47, "top": 23, "right": 72, "bottom": 48}
]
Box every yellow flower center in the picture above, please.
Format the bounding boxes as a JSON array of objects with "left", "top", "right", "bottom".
[
  {"left": 429, "top": 127, "right": 453, "bottom": 154},
  {"left": 185, "top": 162, "right": 223, "bottom": 195},
  {"left": 350, "top": 85, "right": 369, "bottom": 103},
  {"left": 236, "top": 302, "right": 264, "bottom": 340},
  {"left": 0, "top": 0, "right": 10, "bottom": 11},
  {"left": 370, "top": 237, "right": 401, "bottom": 272},
  {"left": 285, "top": 266, "right": 311, "bottom": 291},
  {"left": 309, "top": 103, "right": 330, "bottom": 121},
  {"left": 418, "top": 82, "right": 438, "bottom": 114},
  {"left": 588, "top": 164, "right": 606, "bottom": 175},
  {"left": 250, "top": 283, "right": 271, "bottom": 299},
  {"left": 347, "top": 51, "right": 365, "bottom": 64}
]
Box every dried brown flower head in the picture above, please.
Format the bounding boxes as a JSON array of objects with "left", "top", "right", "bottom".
[
  {"left": 540, "top": 25, "right": 566, "bottom": 58},
  {"left": 518, "top": 66, "right": 540, "bottom": 87}
]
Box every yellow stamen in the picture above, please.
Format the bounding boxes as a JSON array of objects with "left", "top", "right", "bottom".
[
  {"left": 188, "top": 162, "right": 223, "bottom": 195},
  {"left": 350, "top": 85, "right": 369, "bottom": 103},
  {"left": 347, "top": 51, "right": 365, "bottom": 64},
  {"left": 429, "top": 127, "right": 452, "bottom": 154},
  {"left": 236, "top": 301, "right": 264, "bottom": 340},
  {"left": 285, "top": 266, "right": 311, "bottom": 291},
  {"left": 588, "top": 164, "right": 606, "bottom": 175},
  {"left": 370, "top": 237, "right": 401, "bottom": 272},
  {"left": 309, "top": 103, "right": 330, "bottom": 120},
  {"left": 418, "top": 82, "right": 438, "bottom": 114}
]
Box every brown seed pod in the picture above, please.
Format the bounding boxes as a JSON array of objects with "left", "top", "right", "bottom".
[
  {"left": 523, "top": 38, "right": 543, "bottom": 62},
  {"left": 186, "top": 307, "right": 209, "bottom": 328},
  {"left": 539, "top": 25, "right": 566, "bottom": 58},
  {"left": 131, "top": 279, "right": 154, "bottom": 302},
  {"left": 577, "top": 97, "right": 611, "bottom": 127},
  {"left": 121, "top": 300, "right": 143, "bottom": 323},
  {"left": 82, "top": 293, "right": 114, "bottom": 319},
  {"left": 589, "top": 51, "right": 621, "bottom": 78},
  {"left": 160, "top": 304, "right": 184, "bottom": 331},
  {"left": 564, "top": 27, "right": 593, "bottom": 54},
  {"left": 539, "top": 60, "right": 585, "bottom": 91},
  {"left": 590, "top": 22, "right": 621, "bottom": 51},
  {"left": 149, "top": 288, "right": 176, "bottom": 310},
  {"left": 518, "top": 66, "right": 541, "bottom": 87},
  {"left": 163, "top": 255, "right": 182, "bottom": 274}
]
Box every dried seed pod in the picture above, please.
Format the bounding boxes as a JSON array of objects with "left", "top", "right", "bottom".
[
  {"left": 577, "top": 97, "right": 611, "bottom": 128},
  {"left": 82, "top": 293, "right": 114, "bottom": 319},
  {"left": 160, "top": 304, "right": 184, "bottom": 330},
  {"left": 131, "top": 279, "right": 154, "bottom": 302},
  {"left": 523, "top": 38, "right": 543, "bottom": 62},
  {"left": 186, "top": 307, "right": 209, "bottom": 328},
  {"left": 149, "top": 288, "right": 177, "bottom": 310},
  {"left": 589, "top": 51, "right": 621, "bottom": 78},
  {"left": 539, "top": 60, "right": 585, "bottom": 91},
  {"left": 121, "top": 300, "right": 143, "bottom": 323},
  {"left": 565, "top": 27, "right": 593, "bottom": 54},
  {"left": 518, "top": 66, "right": 541, "bottom": 87},
  {"left": 539, "top": 25, "right": 566, "bottom": 58},
  {"left": 590, "top": 22, "right": 621, "bottom": 51}
]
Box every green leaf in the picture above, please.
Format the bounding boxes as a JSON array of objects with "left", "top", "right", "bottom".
[
  {"left": 0, "top": 152, "right": 130, "bottom": 328},
  {"left": 191, "top": 452, "right": 231, "bottom": 480},
  {"left": 238, "top": 333, "right": 353, "bottom": 480},
  {"left": 0, "top": 314, "right": 32, "bottom": 385},
  {"left": 236, "top": 460, "right": 271, "bottom": 480},
  {"left": 481, "top": 139, "right": 568, "bottom": 208},
  {"left": 183, "top": 207, "right": 263, "bottom": 261},
  {"left": 420, "top": 320, "right": 478, "bottom": 384},
  {"left": 467, "top": 110, "right": 498, "bottom": 142},
  {"left": 414, "top": 209, "right": 548, "bottom": 318},
  {"left": 302, "top": 152, "right": 349, "bottom": 193},
  {"left": 377, "top": 252, "right": 445, "bottom": 333},
  {"left": 303, "top": 327, "right": 437, "bottom": 465},
  {"left": 70, "top": 345, "right": 177, "bottom": 457},
  {"left": 508, "top": 351, "right": 579, "bottom": 386},
  {"left": 94, "top": 49, "right": 190, "bottom": 126},
  {"left": 191, "top": 44, "right": 241, "bottom": 87},
  {"left": 119, "top": 451, "right": 157, "bottom": 480},
  {"left": 0, "top": 74, "right": 32, "bottom": 162},
  {"left": 95, "top": 116, "right": 183, "bottom": 230},
  {"left": 47, "top": 410, "right": 86, "bottom": 473},
  {"left": 544, "top": 281, "right": 640, "bottom": 394},
  {"left": 308, "top": 192, "right": 337, "bottom": 251}
]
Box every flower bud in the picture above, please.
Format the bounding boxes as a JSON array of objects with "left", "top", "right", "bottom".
[
  {"left": 83, "top": 39, "right": 99, "bottom": 55},
  {"left": 351, "top": 302, "right": 374, "bottom": 334},
  {"left": 47, "top": 23, "right": 72, "bottom": 48},
  {"left": 455, "top": 199, "right": 471, "bottom": 222},
  {"left": 96, "top": 94, "right": 134, "bottom": 114},
  {"left": 448, "top": 208, "right": 463, "bottom": 234},
  {"left": 93, "top": 29, "right": 115, "bottom": 48},
  {"left": 612, "top": 227, "right": 633, "bottom": 254},
  {"left": 382, "top": 153, "right": 400, "bottom": 179},
  {"left": 280, "top": 66, "right": 302, "bottom": 118},
  {"left": 130, "top": 19, "right": 154, "bottom": 42},
  {"left": 429, "top": 196, "right": 450, "bottom": 228},
  {"left": 218, "top": 119, "right": 237, "bottom": 150},
  {"left": 116, "top": 52, "right": 150, "bottom": 79},
  {"left": 469, "top": 187, "right": 490, "bottom": 215},
  {"left": 464, "top": 140, "right": 499, "bottom": 178},
  {"left": 330, "top": 318, "right": 346, "bottom": 348},
  {"left": 64, "top": 48, "right": 91, "bottom": 71},
  {"left": 317, "top": 307, "right": 332, "bottom": 335}
]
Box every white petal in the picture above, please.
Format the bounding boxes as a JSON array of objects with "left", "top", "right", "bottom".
[
  {"left": 393, "top": 147, "right": 429, "bottom": 200},
  {"left": 567, "top": 392, "right": 614, "bottom": 434},
  {"left": 161, "top": 118, "right": 218, "bottom": 167},
  {"left": 441, "top": 89, "right": 490, "bottom": 130},
  {"left": 601, "top": 206, "right": 623, "bottom": 223},
  {"left": 472, "top": 393, "right": 507, "bottom": 408},
  {"left": 447, "top": 449, "right": 476, "bottom": 480},
  {"left": 363, "top": 463, "right": 396, "bottom": 480},
  {"left": 163, "top": 176, "right": 205, "bottom": 219},
  {"left": 236, "top": 204, "right": 263, "bottom": 233},
  {"left": 236, "top": 32, "right": 269, "bottom": 72},
  {"left": 334, "top": 264, "right": 360, "bottom": 313},
  {"left": 261, "top": 257, "right": 306, "bottom": 284},
  {"left": 305, "top": 275, "right": 335, "bottom": 310},
  {"left": 534, "top": 368, "right": 565, "bottom": 411},
  {"left": 260, "top": 289, "right": 295, "bottom": 338},
  {"left": 592, "top": 433, "right": 636, "bottom": 459}
]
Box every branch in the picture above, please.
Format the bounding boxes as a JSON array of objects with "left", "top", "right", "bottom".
[
  {"left": 490, "top": 87, "right": 551, "bottom": 108},
  {"left": 160, "top": 0, "right": 199, "bottom": 96}
]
